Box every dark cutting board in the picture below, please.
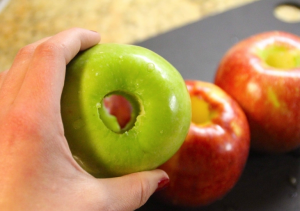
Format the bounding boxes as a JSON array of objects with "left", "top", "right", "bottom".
[{"left": 135, "top": 0, "right": 300, "bottom": 210}]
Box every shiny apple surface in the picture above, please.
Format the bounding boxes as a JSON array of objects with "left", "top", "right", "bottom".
[
  {"left": 61, "top": 44, "right": 191, "bottom": 178},
  {"left": 155, "top": 80, "right": 250, "bottom": 207},
  {"left": 215, "top": 31, "right": 300, "bottom": 153}
]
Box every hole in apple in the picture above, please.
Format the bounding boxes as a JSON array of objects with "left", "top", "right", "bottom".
[
  {"left": 257, "top": 44, "right": 300, "bottom": 69},
  {"left": 98, "top": 91, "right": 140, "bottom": 134},
  {"left": 274, "top": 3, "right": 300, "bottom": 23},
  {"left": 190, "top": 96, "right": 217, "bottom": 125}
]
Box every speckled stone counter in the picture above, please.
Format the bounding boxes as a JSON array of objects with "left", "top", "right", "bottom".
[{"left": 0, "top": 0, "right": 257, "bottom": 72}]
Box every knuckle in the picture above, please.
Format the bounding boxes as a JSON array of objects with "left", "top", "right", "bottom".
[
  {"left": 35, "top": 40, "right": 65, "bottom": 59},
  {"left": 16, "top": 44, "right": 36, "bottom": 58},
  {"left": 137, "top": 176, "right": 152, "bottom": 207}
]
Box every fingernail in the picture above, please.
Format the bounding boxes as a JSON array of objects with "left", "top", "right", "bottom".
[{"left": 155, "top": 178, "right": 170, "bottom": 192}]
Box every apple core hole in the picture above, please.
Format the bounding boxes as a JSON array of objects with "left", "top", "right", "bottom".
[
  {"left": 103, "top": 95, "right": 132, "bottom": 129},
  {"left": 190, "top": 96, "right": 217, "bottom": 125},
  {"left": 258, "top": 45, "right": 300, "bottom": 70},
  {"left": 274, "top": 3, "right": 300, "bottom": 23},
  {"left": 98, "top": 91, "right": 140, "bottom": 134}
]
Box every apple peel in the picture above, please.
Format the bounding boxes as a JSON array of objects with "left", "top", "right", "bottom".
[
  {"left": 61, "top": 44, "right": 191, "bottom": 178},
  {"left": 215, "top": 31, "right": 300, "bottom": 153},
  {"left": 155, "top": 80, "right": 250, "bottom": 207}
]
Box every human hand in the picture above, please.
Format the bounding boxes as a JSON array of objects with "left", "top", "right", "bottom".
[{"left": 0, "top": 28, "right": 169, "bottom": 211}]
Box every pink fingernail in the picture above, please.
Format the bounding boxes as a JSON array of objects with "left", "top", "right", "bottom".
[{"left": 155, "top": 178, "right": 170, "bottom": 192}]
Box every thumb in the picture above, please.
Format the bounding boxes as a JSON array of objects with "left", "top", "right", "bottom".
[{"left": 98, "top": 169, "right": 169, "bottom": 211}]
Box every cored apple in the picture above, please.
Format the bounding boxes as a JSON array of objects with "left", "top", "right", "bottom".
[
  {"left": 214, "top": 31, "right": 300, "bottom": 153},
  {"left": 61, "top": 44, "right": 191, "bottom": 178},
  {"left": 154, "top": 80, "right": 250, "bottom": 207}
]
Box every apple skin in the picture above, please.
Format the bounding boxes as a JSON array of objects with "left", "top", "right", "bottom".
[
  {"left": 154, "top": 80, "right": 250, "bottom": 207},
  {"left": 61, "top": 44, "right": 191, "bottom": 178},
  {"left": 214, "top": 31, "right": 300, "bottom": 153}
]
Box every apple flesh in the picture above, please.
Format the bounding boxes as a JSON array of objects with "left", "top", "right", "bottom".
[
  {"left": 61, "top": 44, "right": 191, "bottom": 178},
  {"left": 214, "top": 31, "right": 300, "bottom": 153},
  {"left": 154, "top": 80, "right": 250, "bottom": 207}
]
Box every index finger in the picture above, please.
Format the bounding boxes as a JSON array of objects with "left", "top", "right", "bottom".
[{"left": 15, "top": 28, "right": 100, "bottom": 113}]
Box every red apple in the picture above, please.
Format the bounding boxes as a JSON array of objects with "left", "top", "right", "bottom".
[
  {"left": 103, "top": 94, "right": 132, "bottom": 129},
  {"left": 214, "top": 31, "right": 300, "bottom": 153},
  {"left": 154, "top": 80, "right": 250, "bottom": 207}
]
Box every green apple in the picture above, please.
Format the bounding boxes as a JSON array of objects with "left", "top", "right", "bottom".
[{"left": 61, "top": 44, "right": 191, "bottom": 178}]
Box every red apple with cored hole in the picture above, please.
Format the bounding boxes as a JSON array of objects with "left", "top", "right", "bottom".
[
  {"left": 153, "top": 80, "right": 250, "bottom": 207},
  {"left": 103, "top": 94, "right": 132, "bottom": 129},
  {"left": 214, "top": 31, "right": 300, "bottom": 153}
]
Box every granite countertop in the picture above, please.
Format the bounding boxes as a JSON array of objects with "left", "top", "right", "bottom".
[{"left": 0, "top": 0, "right": 258, "bottom": 72}]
